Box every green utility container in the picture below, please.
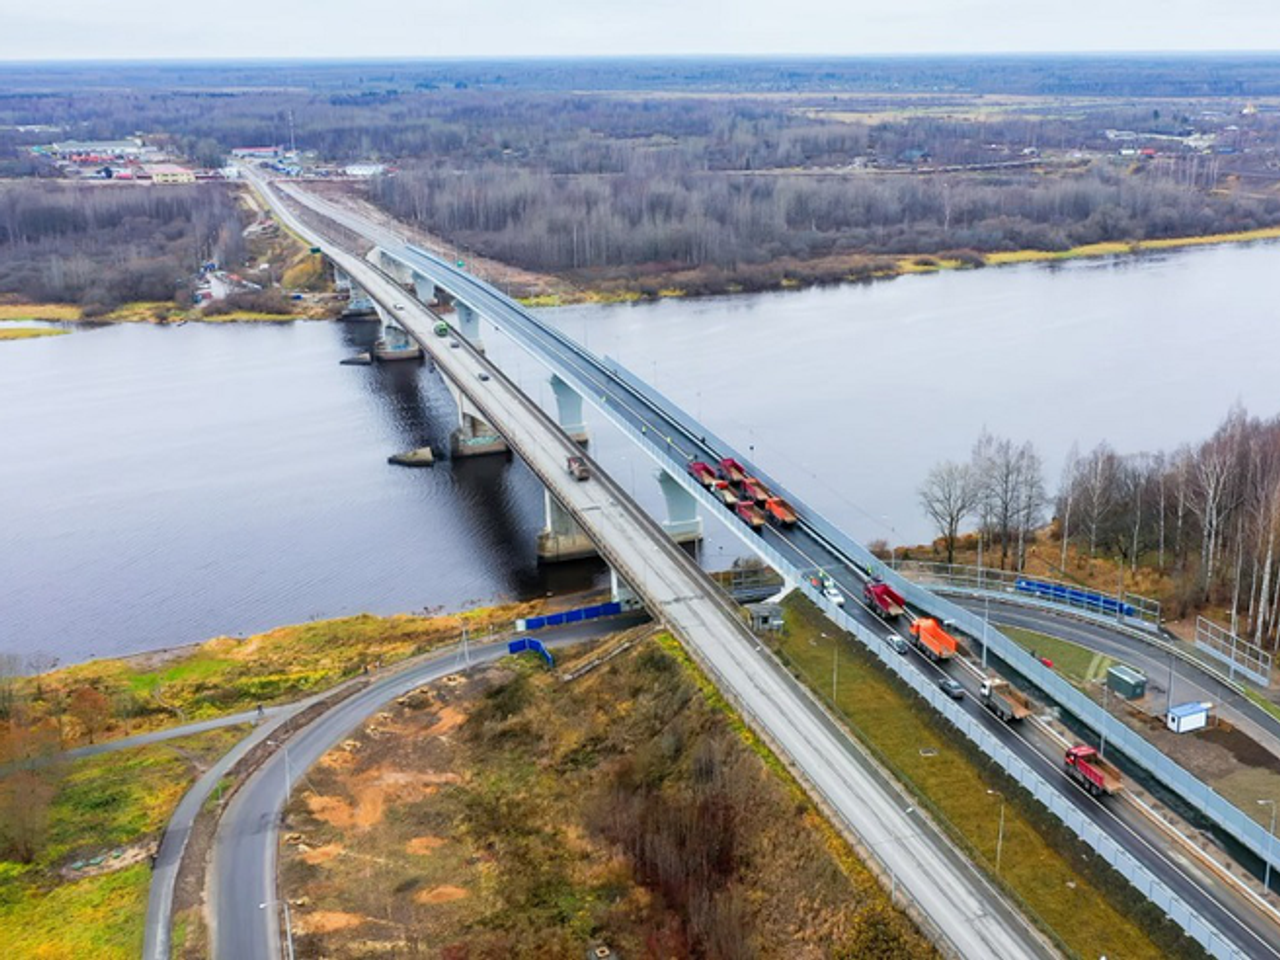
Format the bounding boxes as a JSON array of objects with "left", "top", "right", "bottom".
[{"left": 1106, "top": 664, "right": 1147, "bottom": 699}]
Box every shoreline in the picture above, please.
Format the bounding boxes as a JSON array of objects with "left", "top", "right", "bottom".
[{"left": 515, "top": 224, "right": 1280, "bottom": 307}]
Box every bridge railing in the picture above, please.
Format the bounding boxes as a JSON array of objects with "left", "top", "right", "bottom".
[
  {"left": 889, "top": 560, "right": 1162, "bottom": 628},
  {"left": 1195, "top": 616, "right": 1273, "bottom": 688}
]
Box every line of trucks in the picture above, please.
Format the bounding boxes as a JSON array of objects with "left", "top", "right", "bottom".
[
  {"left": 690, "top": 457, "right": 1124, "bottom": 800},
  {"left": 686, "top": 458, "right": 798, "bottom": 531}
]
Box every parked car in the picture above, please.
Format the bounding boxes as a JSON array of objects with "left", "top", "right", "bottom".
[{"left": 937, "top": 677, "right": 965, "bottom": 700}]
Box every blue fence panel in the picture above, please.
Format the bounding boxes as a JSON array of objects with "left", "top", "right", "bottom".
[
  {"left": 564, "top": 609, "right": 584, "bottom": 623},
  {"left": 519, "top": 602, "right": 625, "bottom": 631},
  {"left": 545, "top": 612, "right": 565, "bottom": 627},
  {"left": 601, "top": 601, "right": 623, "bottom": 616},
  {"left": 524, "top": 615, "right": 546, "bottom": 631},
  {"left": 508, "top": 638, "right": 530, "bottom": 655},
  {"left": 581, "top": 605, "right": 601, "bottom": 621}
]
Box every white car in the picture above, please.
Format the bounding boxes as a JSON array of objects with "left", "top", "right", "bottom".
[{"left": 823, "top": 585, "right": 845, "bottom": 607}]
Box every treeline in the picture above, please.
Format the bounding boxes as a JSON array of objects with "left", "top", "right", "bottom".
[
  {"left": 373, "top": 162, "right": 1279, "bottom": 275},
  {"left": 918, "top": 405, "right": 1280, "bottom": 647},
  {"left": 0, "top": 182, "right": 246, "bottom": 311}
]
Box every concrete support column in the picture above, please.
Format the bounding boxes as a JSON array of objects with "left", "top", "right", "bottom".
[
  {"left": 549, "top": 374, "right": 588, "bottom": 445},
  {"left": 657, "top": 469, "right": 704, "bottom": 545},
  {"left": 376, "top": 250, "right": 414, "bottom": 288},
  {"left": 342, "top": 282, "right": 377, "bottom": 319},
  {"left": 610, "top": 567, "right": 642, "bottom": 610},
  {"left": 455, "top": 301, "right": 483, "bottom": 351},
  {"left": 537, "top": 490, "right": 596, "bottom": 561},
  {"left": 412, "top": 274, "right": 438, "bottom": 307},
  {"left": 332, "top": 265, "right": 352, "bottom": 292},
  {"left": 450, "top": 391, "right": 508, "bottom": 457}
]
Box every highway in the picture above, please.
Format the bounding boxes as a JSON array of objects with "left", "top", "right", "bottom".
[
  {"left": 223, "top": 167, "right": 1053, "bottom": 960},
  {"left": 268, "top": 176, "right": 1280, "bottom": 959}
]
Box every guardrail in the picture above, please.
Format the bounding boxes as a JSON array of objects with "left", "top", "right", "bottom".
[
  {"left": 890, "top": 561, "right": 1162, "bottom": 628},
  {"left": 1196, "top": 616, "right": 1273, "bottom": 688}
]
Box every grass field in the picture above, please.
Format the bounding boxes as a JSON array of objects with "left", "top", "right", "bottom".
[
  {"left": 0, "top": 326, "right": 68, "bottom": 340},
  {"left": 998, "top": 624, "right": 1117, "bottom": 685},
  {"left": 0, "top": 726, "right": 247, "bottom": 960},
  {"left": 769, "top": 593, "right": 1198, "bottom": 960}
]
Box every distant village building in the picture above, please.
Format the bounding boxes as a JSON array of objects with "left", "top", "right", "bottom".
[
  {"left": 48, "top": 137, "right": 150, "bottom": 160},
  {"left": 231, "top": 146, "right": 282, "bottom": 159},
  {"left": 343, "top": 163, "right": 386, "bottom": 178},
  {"left": 144, "top": 163, "right": 196, "bottom": 185}
]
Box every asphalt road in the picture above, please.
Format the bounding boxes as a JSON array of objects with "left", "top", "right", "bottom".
[
  {"left": 954, "top": 596, "right": 1280, "bottom": 760},
  {"left": 222, "top": 168, "right": 1054, "bottom": 960}
]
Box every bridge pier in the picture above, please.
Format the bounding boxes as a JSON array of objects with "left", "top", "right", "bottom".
[
  {"left": 658, "top": 469, "right": 703, "bottom": 546},
  {"left": 370, "top": 305, "right": 422, "bottom": 362},
  {"left": 550, "top": 374, "right": 589, "bottom": 445},
  {"left": 537, "top": 491, "right": 596, "bottom": 561},
  {"left": 454, "top": 301, "right": 483, "bottom": 351},
  {"left": 449, "top": 390, "right": 508, "bottom": 457},
  {"left": 610, "top": 567, "right": 643, "bottom": 610}
]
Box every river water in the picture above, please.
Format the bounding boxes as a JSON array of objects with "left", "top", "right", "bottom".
[{"left": 3, "top": 241, "right": 1279, "bottom": 665}]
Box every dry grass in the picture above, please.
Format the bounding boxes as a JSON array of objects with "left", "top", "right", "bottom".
[
  {"left": 0, "top": 303, "right": 81, "bottom": 321},
  {"left": 0, "top": 326, "right": 69, "bottom": 340},
  {"left": 280, "top": 633, "right": 932, "bottom": 957}
]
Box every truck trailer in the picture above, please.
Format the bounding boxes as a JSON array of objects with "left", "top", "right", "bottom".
[
  {"left": 908, "top": 618, "right": 957, "bottom": 661},
  {"left": 864, "top": 580, "right": 907, "bottom": 620},
  {"left": 980, "top": 677, "right": 1032, "bottom": 722},
  {"left": 1064, "top": 745, "right": 1123, "bottom": 797},
  {"left": 764, "top": 497, "right": 798, "bottom": 527},
  {"left": 686, "top": 460, "right": 718, "bottom": 488}
]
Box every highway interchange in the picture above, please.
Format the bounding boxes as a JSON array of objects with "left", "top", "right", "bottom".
[{"left": 206, "top": 170, "right": 1280, "bottom": 959}]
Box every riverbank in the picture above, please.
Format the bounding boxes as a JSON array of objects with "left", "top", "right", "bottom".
[
  {"left": 0, "top": 326, "right": 68, "bottom": 340},
  {"left": 0, "top": 601, "right": 550, "bottom": 764},
  {"left": 0, "top": 301, "right": 326, "bottom": 325},
  {"left": 515, "top": 225, "right": 1280, "bottom": 306}
]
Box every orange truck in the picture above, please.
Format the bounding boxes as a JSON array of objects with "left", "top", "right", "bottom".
[
  {"left": 764, "top": 497, "right": 797, "bottom": 527},
  {"left": 908, "top": 618, "right": 958, "bottom": 661},
  {"left": 1064, "top": 745, "right": 1123, "bottom": 797},
  {"left": 712, "top": 480, "right": 740, "bottom": 507}
]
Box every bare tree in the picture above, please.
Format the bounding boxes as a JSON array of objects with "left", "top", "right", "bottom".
[{"left": 919, "top": 461, "right": 979, "bottom": 565}]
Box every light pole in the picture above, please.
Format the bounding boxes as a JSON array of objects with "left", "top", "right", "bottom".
[
  {"left": 259, "top": 900, "right": 296, "bottom": 960},
  {"left": 1260, "top": 799, "right": 1277, "bottom": 894},
  {"left": 987, "top": 789, "right": 1006, "bottom": 874},
  {"left": 981, "top": 593, "right": 991, "bottom": 671}
]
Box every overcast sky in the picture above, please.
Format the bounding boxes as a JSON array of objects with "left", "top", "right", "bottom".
[{"left": 4, "top": 0, "right": 1279, "bottom": 61}]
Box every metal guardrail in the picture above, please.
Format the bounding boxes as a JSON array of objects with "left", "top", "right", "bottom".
[
  {"left": 1196, "top": 617, "right": 1273, "bottom": 688},
  {"left": 891, "top": 561, "right": 1162, "bottom": 628}
]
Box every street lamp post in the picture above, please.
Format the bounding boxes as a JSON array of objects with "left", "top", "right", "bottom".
[
  {"left": 1260, "top": 799, "right": 1277, "bottom": 894},
  {"left": 988, "top": 789, "right": 1006, "bottom": 874},
  {"left": 259, "top": 900, "right": 296, "bottom": 960}
]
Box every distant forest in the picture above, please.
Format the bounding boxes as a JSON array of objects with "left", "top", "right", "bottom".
[
  {"left": 3, "top": 57, "right": 1280, "bottom": 291},
  {"left": 0, "top": 183, "right": 245, "bottom": 311}
]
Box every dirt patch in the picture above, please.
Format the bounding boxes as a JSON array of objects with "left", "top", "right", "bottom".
[
  {"left": 414, "top": 885, "right": 469, "bottom": 904},
  {"left": 295, "top": 910, "right": 367, "bottom": 934},
  {"left": 406, "top": 836, "right": 446, "bottom": 856},
  {"left": 299, "top": 843, "right": 345, "bottom": 866},
  {"left": 309, "top": 767, "right": 461, "bottom": 830},
  {"left": 1198, "top": 724, "right": 1280, "bottom": 773},
  {"left": 425, "top": 706, "right": 466, "bottom": 737}
]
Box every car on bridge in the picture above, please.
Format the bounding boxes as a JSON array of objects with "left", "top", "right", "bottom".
[{"left": 937, "top": 677, "right": 965, "bottom": 700}]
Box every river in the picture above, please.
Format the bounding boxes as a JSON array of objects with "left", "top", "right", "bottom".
[{"left": 3, "top": 241, "right": 1279, "bottom": 665}]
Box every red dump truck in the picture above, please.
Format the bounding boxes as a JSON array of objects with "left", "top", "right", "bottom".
[
  {"left": 741, "top": 477, "right": 771, "bottom": 505},
  {"left": 765, "top": 497, "right": 798, "bottom": 527},
  {"left": 687, "top": 460, "right": 718, "bottom": 488},
  {"left": 908, "top": 618, "right": 958, "bottom": 661},
  {"left": 1064, "top": 745, "right": 1123, "bottom": 797},
  {"left": 712, "top": 480, "right": 740, "bottom": 507},
  {"left": 719, "top": 458, "right": 747, "bottom": 484},
  {"left": 735, "top": 500, "right": 768, "bottom": 530},
  {"left": 981, "top": 677, "right": 1032, "bottom": 722},
  {"left": 863, "top": 580, "right": 906, "bottom": 620}
]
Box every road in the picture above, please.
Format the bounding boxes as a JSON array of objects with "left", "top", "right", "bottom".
[
  {"left": 226, "top": 166, "right": 1053, "bottom": 960},
  {"left": 952, "top": 595, "right": 1280, "bottom": 761},
  {"left": 272, "top": 177, "right": 1280, "bottom": 958}
]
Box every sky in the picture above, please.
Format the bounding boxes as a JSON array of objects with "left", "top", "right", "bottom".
[{"left": 3, "top": 0, "right": 1279, "bottom": 61}]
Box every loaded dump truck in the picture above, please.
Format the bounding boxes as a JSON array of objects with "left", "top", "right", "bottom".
[
  {"left": 864, "top": 580, "right": 906, "bottom": 620},
  {"left": 719, "top": 458, "right": 747, "bottom": 484},
  {"left": 908, "top": 618, "right": 957, "bottom": 661},
  {"left": 735, "top": 501, "right": 767, "bottom": 530},
  {"left": 712, "top": 481, "right": 740, "bottom": 507},
  {"left": 980, "top": 677, "right": 1032, "bottom": 722},
  {"left": 687, "top": 460, "right": 718, "bottom": 487},
  {"left": 567, "top": 456, "right": 589, "bottom": 481},
  {"left": 765, "top": 497, "right": 797, "bottom": 527},
  {"left": 1064, "top": 745, "right": 1123, "bottom": 797},
  {"left": 741, "top": 478, "right": 771, "bottom": 504}
]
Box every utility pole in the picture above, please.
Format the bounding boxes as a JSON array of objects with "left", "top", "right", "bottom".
[
  {"left": 982, "top": 593, "right": 991, "bottom": 671},
  {"left": 1260, "top": 799, "right": 1276, "bottom": 895}
]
